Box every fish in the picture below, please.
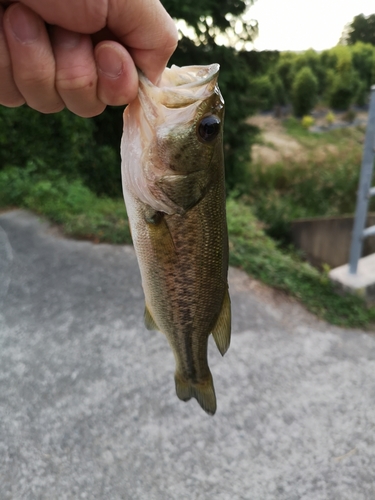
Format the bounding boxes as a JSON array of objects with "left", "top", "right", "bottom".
[{"left": 120, "top": 64, "right": 231, "bottom": 415}]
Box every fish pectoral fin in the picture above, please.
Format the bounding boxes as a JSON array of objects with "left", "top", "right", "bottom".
[
  {"left": 156, "top": 170, "right": 210, "bottom": 211},
  {"left": 144, "top": 305, "right": 159, "bottom": 331},
  {"left": 211, "top": 287, "right": 231, "bottom": 356},
  {"left": 174, "top": 372, "right": 217, "bottom": 416}
]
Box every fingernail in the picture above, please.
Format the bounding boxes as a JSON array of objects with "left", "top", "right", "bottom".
[
  {"left": 53, "top": 27, "right": 80, "bottom": 49},
  {"left": 9, "top": 5, "right": 40, "bottom": 43},
  {"left": 97, "top": 46, "right": 123, "bottom": 79}
]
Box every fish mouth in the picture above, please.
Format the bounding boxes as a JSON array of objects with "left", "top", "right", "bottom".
[
  {"left": 138, "top": 64, "right": 220, "bottom": 111},
  {"left": 158, "top": 64, "right": 220, "bottom": 90}
]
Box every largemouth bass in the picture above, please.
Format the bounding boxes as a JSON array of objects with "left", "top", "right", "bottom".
[{"left": 121, "top": 64, "right": 231, "bottom": 415}]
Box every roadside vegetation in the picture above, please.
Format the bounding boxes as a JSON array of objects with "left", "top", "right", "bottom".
[{"left": 1, "top": 164, "right": 375, "bottom": 329}]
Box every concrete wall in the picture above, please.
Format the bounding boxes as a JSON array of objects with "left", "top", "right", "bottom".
[{"left": 291, "top": 214, "right": 375, "bottom": 269}]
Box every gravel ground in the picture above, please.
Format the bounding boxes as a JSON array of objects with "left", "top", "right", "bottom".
[{"left": 1, "top": 210, "right": 375, "bottom": 500}]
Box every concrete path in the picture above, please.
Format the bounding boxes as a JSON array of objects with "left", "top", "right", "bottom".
[{"left": 1, "top": 210, "right": 375, "bottom": 500}]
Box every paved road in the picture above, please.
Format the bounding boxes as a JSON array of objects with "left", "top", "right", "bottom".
[{"left": 1, "top": 210, "right": 375, "bottom": 500}]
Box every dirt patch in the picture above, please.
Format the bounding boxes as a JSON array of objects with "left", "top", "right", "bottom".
[
  {"left": 247, "top": 112, "right": 367, "bottom": 165},
  {"left": 247, "top": 115, "right": 305, "bottom": 165}
]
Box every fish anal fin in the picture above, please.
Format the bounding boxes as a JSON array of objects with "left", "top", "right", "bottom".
[
  {"left": 144, "top": 305, "right": 159, "bottom": 331},
  {"left": 174, "top": 372, "right": 217, "bottom": 416},
  {"left": 211, "top": 287, "right": 231, "bottom": 356}
]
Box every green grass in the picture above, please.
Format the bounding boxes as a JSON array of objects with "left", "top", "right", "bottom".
[
  {"left": 1, "top": 164, "right": 374, "bottom": 329},
  {"left": 0, "top": 164, "right": 131, "bottom": 244}
]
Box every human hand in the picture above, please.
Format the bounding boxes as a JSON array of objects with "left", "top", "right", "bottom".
[{"left": 0, "top": 0, "right": 178, "bottom": 116}]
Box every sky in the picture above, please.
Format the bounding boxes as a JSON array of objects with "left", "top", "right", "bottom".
[{"left": 247, "top": 0, "right": 375, "bottom": 52}]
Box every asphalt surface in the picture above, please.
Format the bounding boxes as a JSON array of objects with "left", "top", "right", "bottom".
[{"left": 1, "top": 209, "right": 375, "bottom": 500}]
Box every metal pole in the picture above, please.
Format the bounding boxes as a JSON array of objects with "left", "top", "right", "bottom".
[{"left": 348, "top": 86, "right": 375, "bottom": 274}]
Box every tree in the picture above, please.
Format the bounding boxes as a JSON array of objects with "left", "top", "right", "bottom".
[
  {"left": 351, "top": 42, "right": 375, "bottom": 88},
  {"left": 161, "top": 0, "right": 258, "bottom": 49},
  {"left": 291, "top": 67, "right": 318, "bottom": 117},
  {"left": 343, "top": 14, "right": 375, "bottom": 46}
]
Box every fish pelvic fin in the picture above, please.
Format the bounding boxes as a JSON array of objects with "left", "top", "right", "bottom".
[
  {"left": 174, "top": 372, "right": 217, "bottom": 416},
  {"left": 211, "top": 287, "right": 231, "bottom": 356},
  {"left": 144, "top": 305, "right": 159, "bottom": 331}
]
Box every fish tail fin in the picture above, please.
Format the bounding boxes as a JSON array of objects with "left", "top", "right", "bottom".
[{"left": 174, "top": 372, "right": 217, "bottom": 416}]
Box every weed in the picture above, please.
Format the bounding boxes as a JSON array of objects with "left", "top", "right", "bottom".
[{"left": 0, "top": 165, "right": 131, "bottom": 244}]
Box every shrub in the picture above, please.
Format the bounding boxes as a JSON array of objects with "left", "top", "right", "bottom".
[
  {"left": 276, "top": 52, "right": 298, "bottom": 96},
  {"left": 351, "top": 42, "right": 375, "bottom": 88},
  {"left": 325, "top": 111, "right": 335, "bottom": 125},
  {"left": 251, "top": 74, "right": 275, "bottom": 110},
  {"left": 272, "top": 73, "right": 288, "bottom": 106},
  {"left": 301, "top": 115, "right": 314, "bottom": 129},
  {"left": 0, "top": 106, "right": 122, "bottom": 197},
  {"left": 291, "top": 67, "right": 318, "bottom": 117},
  {"left": 328, "top": 71, "right": 360, "bottom": 110}
]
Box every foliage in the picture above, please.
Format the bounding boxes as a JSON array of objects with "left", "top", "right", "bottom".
[
  {"left": 325, "top": 111, "right": 335, "bottom": 125},
  {"left": 260, "top": 43, "right": 375, "bottom": 114},
  {"left": 328, "top": 70, "right": 360, "bottom": 110},
  {"left": 248, "top": 120, "right": 364, "bottom": 244},
  {"left": 275, "top": 52, "right": 297, "bottom": 92},
  {"left": 343, "top": 14, "right": 375, "bottom": 46},
  {"left": 320, "top": 46, "right": 360, "bottom": 110},
  {"left": 351, "top": 41, "right": 375, "bottom": 87},
  {"left": 240, "top": 50, "right": 280, "bottom": 75},
  {"left": 291, "top": 67, "right": 318, "bottom": 116},
  {"left": 301, "top": 115, "right": 314, "bottom": 129},
  {"left": 0, "top": 106, "right": 122, "bottom": 197},
  {"left": 250, "top": 75, "right": 276, "bottom": 111},
  {"left": 161, "top": 0, "right": 257, "bottom": 49},
  {"left": 292, "top": 48, "right": 326, "bottom": 94},
  {"left": 0, "top": 164, "right": 130, "bottom": 243}
]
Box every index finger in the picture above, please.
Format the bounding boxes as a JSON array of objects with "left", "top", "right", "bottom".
[
  {"left": 107, "top": 0, "right": 178, "bottom": 83},
  {"left": 0, "top": 0, "right": 178, "bottom": 83}
]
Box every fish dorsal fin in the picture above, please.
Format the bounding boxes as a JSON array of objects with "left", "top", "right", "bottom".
[
  {"left": 211, "top": 288, "right": 231, "bottom": 356},
  {"left": 144, "top": 305, "right": 159, "bottom": 331}
]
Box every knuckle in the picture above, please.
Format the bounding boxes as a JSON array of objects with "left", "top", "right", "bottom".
[
  {"left": 56, "top": 72, "right": 97, "bottom": 94},
  {"left": 17, "top": 70, "right": 54, "bottom": 88}
]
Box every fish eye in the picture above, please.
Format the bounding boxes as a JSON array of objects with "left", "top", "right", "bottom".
[{"left": 197, "top": 115, "right": 221, "bottom": 142}]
